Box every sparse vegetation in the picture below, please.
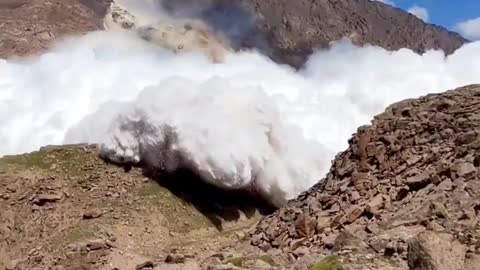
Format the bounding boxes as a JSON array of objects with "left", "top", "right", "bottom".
[
  {"left": 0, "top": 145, "right": 265, "bottom": 269},
  {"left": 309, "top": 256, "right": 341, "bottom": 270},
  {"left": 0, "top": 150, "right": 51, "bottom": 169},
  {"left": 226, "top": 255, "right": 277, "bottom": 268}
]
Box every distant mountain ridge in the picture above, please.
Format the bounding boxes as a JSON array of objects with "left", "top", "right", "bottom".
[
  {"left": 0, "top": 0, "right": 468, "bottom": 69},
  {"left": 189, "top": 0, "right": 469, "bottom": 67}
]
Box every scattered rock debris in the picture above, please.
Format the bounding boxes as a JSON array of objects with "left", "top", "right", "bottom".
[{"left": 251, "top": 84, "right": 480, "bottom": 270}]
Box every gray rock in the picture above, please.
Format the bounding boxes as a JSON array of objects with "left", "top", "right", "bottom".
[
  {"left": 407, "top": 232, "right": 465, "bottom": 270},
  {"left": 453, "top": 162, "right": 476, "bottom": 178},
  {"left": 333, "top": 231, "right": 368, "bottom": 252}
]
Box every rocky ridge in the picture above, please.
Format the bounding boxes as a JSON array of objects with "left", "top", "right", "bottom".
[
  {"left": 249, "top": 84, "right": 480, "bottom": 269},
  {"left": 0, "top": 0, "right": 469, "bottom": 67},
  {"left": 161, "top": 0, "right": 468, "bottom": 68}
]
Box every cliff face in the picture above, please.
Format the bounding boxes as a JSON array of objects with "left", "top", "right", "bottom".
[
  {"left": 165, "top": 0, "right": 468, "bottom": 68},
  {"left": 240, "top": 0, "right": 468, "bottom": 67}
]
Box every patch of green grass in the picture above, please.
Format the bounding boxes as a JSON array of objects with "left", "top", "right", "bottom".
[
  {"left": 309, "top": 256, "right": 342, "bottom": 270},
  {"left": 0, "top": 145, "right": 106, "bottom": 177},
  {"left": 0, "top": 150, "right": 51, "bottom": 169}
]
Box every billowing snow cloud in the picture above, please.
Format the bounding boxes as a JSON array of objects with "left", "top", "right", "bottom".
[
  {"left": 408, "top": 5, "right": 429, "bottom": 22},
  {"left": 455, "top": 17, "right": 480, "bottom": 41}
]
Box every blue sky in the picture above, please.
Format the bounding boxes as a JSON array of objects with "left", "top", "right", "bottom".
[
  {"left": 396, "top": 0, "right": 478, "bottom": 28},
  {"left": 378, "top": 0, "right": 480, "bottom": 40}
]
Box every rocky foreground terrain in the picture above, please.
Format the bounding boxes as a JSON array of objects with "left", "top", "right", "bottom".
[
  {"left": 1, "top": 0, "right": 479, "bottom": 269},
  {"left": 3, "top": 84, "right": 480, "bottom": 270},
  {"left": 250, "top": 84, "right": 480, "bottom": 270},
  {"left": 0, "top": 145, "right": 272, "bottom": 269}
]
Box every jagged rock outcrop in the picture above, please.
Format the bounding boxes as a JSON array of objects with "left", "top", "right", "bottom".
[{"left": 251, "top": 84, "right": 480, "bottom": 269}]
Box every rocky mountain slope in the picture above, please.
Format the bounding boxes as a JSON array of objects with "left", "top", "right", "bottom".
[
  {"left": 250, "top": 84, "right": 480, "bottom": 270},
  {"left": 0, "top": 0, "right": 111, "bottom": 59},
  {"left": 162, "top": 0, "right": 468, "bottom": 67},
  {"left": 0, "top": 0, "right": 468, "bottom": 67}
]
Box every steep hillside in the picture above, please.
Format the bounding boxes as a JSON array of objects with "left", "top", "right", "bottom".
[
  {"left": 163, "top": 0, "right": 468, "bottom": 67},
  {"left": 0, "top": 0, "right": 111, "bottom": 58},
  {"left": 1, "top": 0, "right": 468, "bottom": 67},
  {"left": 250, "top": 84, "right": 480, "bottom": 270}
]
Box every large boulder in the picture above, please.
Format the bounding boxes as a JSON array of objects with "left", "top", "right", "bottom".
[{"left": 407, "top": 231, "right": 465, "bottom": 270}]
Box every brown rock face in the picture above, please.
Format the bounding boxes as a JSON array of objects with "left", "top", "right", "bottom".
[
  {"left": 242, "top": 0, "right": 468, "bottom": 68},
  {"left": 1, "top": 0, "right": 468, "bottom": 70},
  {"left": 165, "top": 0, "right": 468, "bottom": 68},
  {"left": 0, "top": 0, "right": 110, "bottom": 58},
  {"left": 251, "top": 84, "right": 480, "bottom": 267}
]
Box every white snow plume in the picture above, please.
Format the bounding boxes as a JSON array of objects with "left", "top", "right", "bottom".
[
  {"left": 92, "top": 78, "right": 329, "bottom": 207},
  {"left": 455, "top": 17, "right": 480, "bottom": 41},
  {"left": 407, "top": 5, "right": 429, "bottom": 22},
  {"left": 1, "top": 28, "right": 480, "bottom": 206}
]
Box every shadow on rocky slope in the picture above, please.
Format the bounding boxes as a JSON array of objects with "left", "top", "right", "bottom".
[{"left": 142, "top": 167, "right": 275, "bottom": 231}]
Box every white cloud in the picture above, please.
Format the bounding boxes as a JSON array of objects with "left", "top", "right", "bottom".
[
  {"left": 455, "top": 17, "right": 480, "bottom": 40},
  {"left": 408, "top": 5, "right": 429, "bottom": 22}
]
